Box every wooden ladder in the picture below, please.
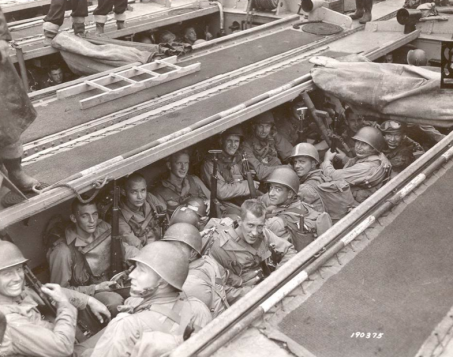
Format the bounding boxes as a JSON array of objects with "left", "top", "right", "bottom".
[{"left": 57, "top": 56, "right": 200, "bottom": 110}]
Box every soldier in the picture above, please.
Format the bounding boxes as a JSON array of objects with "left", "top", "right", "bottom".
[
  {"left": 93, "top": 0, "right": 128, "bottom": 35},
  {"left": 162, "top": 222, "right": 248, "bottom": 318},
  {"left": 78, "top": 241, "right": 212, "bottom": 357},
  {"left": 201, "top": 125, "right": 260, "bottom": 207},
  {"left": 322, "top": 127, "right": 392, "bottom": 203},
  {"left": 242, "top": 112, "right": 293, "bottom": 181},
  {"left": 152, "top": 149, "right": 210, "bottom": 217},
  {"left": 183, "top": 27, "right": 198, "bottom": 45},
  {"left": 41, "top": 64, "right": 64, "bottom": 88},
  {"left": 260, "top": 167, "right": 332, "bottom": 242},
  {"left": 47, "top": 199, "right": 132, "bottom": 317},
  {"left": 0, "top": 240, "right": 110, "bottom": 357},
  {"left": 208, "top": 199, "right": 297, "bottom": 288},
  {"left": 42, "top": 0, "right": 88, "bottom": 44},
  {"left": 380, "top": 120, "right": 424, "bottom": 177},
  {"left": 119, "top": 173, "right": 168, "bottom": 249},
  {"left": 289, "top": 143, "right": 325, "bottom": 212},
  {"left": 0, "top": 8, "right": 40, "bottom": 192},
  {"left": 350, "top": 0, "right": 373, "bottom": 23}
]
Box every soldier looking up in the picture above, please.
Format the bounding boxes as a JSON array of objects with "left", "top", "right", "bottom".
[
  {"left": 162, "top": 222, "right": 248, "bottom": 318},
  {"left": 208, "top": 199, "right": 297, "bottom": 288},
  {"left": 152, "top": 150, "right": 210, "bottom": 217},
  {"left": 260, "top": 167, "right": 332, "bottom": 243},
  {"left": 380, "top": 120, "right": 424, "bottom": 177},
  {"left": 201, "top": 125, "right": 260, "bottom": 208},
  {"left": 242, "top": 112, "right": 293, "bottom": 181},
  {"left": 119, "top": 173, "right": 167, "bottom": 249},
  {"left": 47, "top": 199, "right": 131, "bottom": 318},
  {"left": 183, "top": 27, "right": 198, "bottom": 45},
  {"left": 0, "top": 240, "right": 109, "bottom": 357},
  {"left": 322, "top": 127, "right": 391, "bottom": 203},
  {"left": 77, "top": 241, "right": 212, "bottom": 357}
]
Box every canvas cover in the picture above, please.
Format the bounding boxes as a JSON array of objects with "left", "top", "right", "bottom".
[
  {"left": 310, "top": 56, "right": 453, "bottom": 128},
  {"left": 52, "top": 32, "right": 157, "bottom": 76}
]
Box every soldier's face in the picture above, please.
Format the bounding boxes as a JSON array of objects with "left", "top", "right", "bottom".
[
  {"left": 292, "top": 157, "right": 316, "bottom": 179},
  {"left": 50, "top": 69, "right": 63, "bottom": 84},
  {"left": 185, "top": 28, "right": 197, "bottom": 42},
  {"left": 239, "top": 211, "right": 265, "bottom": 245},
  {"left": 255, "top": 124, "right": 272, "bottom": 140},
  {"left": 169, "top": 153, "right": 190, "bottom": 179},
  {"left": 268, "top": 183, "right": 291, "bottom": 206},
  {"left": 71, "top": 204, "right": 99, "bottom": 235},
  {"left": 346, "top": 113, "right": 363, "bottom": 133},
  {"left": 125, "top": 179, "right": 147, "bottom": 210},
  {"left": 384, "top": 133, "right": 403, "bottom": 150},
  {"left": 0, "top": 265, "right": 25, "bottom": 298},
  {"left": 355, "top": 141, "right": 376, "bottom": 158},
  {"left": 223, "top": 135, "right": 241, "bottom": 156},
  {"left": 129, "top": 262, "right": 162, "bottom": 297}
]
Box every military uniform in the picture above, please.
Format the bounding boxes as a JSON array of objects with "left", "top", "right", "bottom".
[
  {"left": 201, "top": 152, "right": 251, "bottom": 203},
  {"left": 321, "top": 153, "right": 391, "bottom": 203},
  {"left": 78, "top": 292, "right": 212, "bottom": 357},
  {"left": 208, "top": 224, "right": 297, "bottom": 287},
  {"left": 48, "top": 220, "right": 137, "bottom": 314},
  {"left": 297, "top": 170, "right": 327, "bottom": 213},
  {"left": 383, "top": 137, "right": 423, "bottom": 176},
  {"left": 183, "top": 255, "right": 246, "bottom": 318},
  {"left": 119, "top": 193, "right": 167, "bottom": 249},
  {"left": 152, "top": 175, "right": 210, "bottom": 215},
  {"left": 241, "top": 132, "right": 293, "bottom": 181},
  {"left": 0, "top": 286, "right": 88, "bottom": 357}
]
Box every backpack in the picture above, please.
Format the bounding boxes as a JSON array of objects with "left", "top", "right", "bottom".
[{"left": 302, "top": 178, "right": 358, "bottom": 221}]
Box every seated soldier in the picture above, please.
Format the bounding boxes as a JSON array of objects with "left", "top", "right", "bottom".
[
  {"left": 183, "top": 27, "right": 197, "bottom": 45},
  {"left": 120, "top": 173, "right": 167, "bottom": 249},
  {"left": 289, "top": 143, "right": 325, "bottom": 212},
  {"left": 47, "top": 198, "right": 135, "bottom": 318},
  {"left": 42, "top": 64, "right": 64, "bottom": 88},
  {"left": 162, "top": 221, "right": 249, "bottom": 318},
  {"left": 201, "top": 125, "right": 260, "bottom": 207},
  {"left": 158, "top": 30, "right": 176, "bottom": 44},
  {"left": 0, "top": 240, "right": 110, "bottom": 357},
  {"left": 322, "top": 127, "right": 391, "bottom": 203},
  {"left": 152, "top": 149, "right": 210, "bottom": 217},
  {"left": 259, "top": 167, "right": 332, "bottom": 243},
  {"left": 242, "top": 112, "right": 293, "bottom": 181},
  {"left": 336, "top": 106, "right": 367, "bottom": 159},
  {"left": 380, "top": 120, "right": 424, "bottom": 177},
  {"left": 76, "top": 241, "right": 212, "bottom": 357},
  {"left": 208, "top": 199, "right": 297, "bottom": 288}
]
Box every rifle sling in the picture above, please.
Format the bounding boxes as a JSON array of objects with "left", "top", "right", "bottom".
[{"left": 78, "top": 228, "right": 112, "bottom": 255}]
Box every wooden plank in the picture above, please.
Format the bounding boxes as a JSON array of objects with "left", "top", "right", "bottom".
[
  {"left": 110, "top": 73, "right": 137, "bottom": 84},
  {"left": 85, "top": 81, "right": 112, "bottom": 92},
  {"left": 56, "top": 56, "right": 179, "bottom": 99},
  {"left": 2, "top": 0, "right": 51, "bottom": 14},
  {"left": 79, "top": 62, "right": 200, "bottom": 109}
]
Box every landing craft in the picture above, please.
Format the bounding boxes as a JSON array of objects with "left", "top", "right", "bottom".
[{"left": 1, "top": 0, "right": 453, "bottom": 355}]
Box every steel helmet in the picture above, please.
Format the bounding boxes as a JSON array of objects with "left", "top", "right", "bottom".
[
  {"left": 289, "top": 143, "right": 320, "bottom": 163},
  {"left": 221, "top": 125, "right": 245, "bottom": 139},
  {"left": 352, "top": 126, "right": 386, "bottom": 152},
  {"left": 183, "top": 197, "right": 208, "bottom": 217},
  {"left": 129, "top": 241, "right": 188, "bottom": 291},
  {"left": 162, "top": 222, "right": 202, "bottom": 255},
  {"left": 0, "top": 241, "right": 28, "bottom": 271},
  {"left": 266, "top": 167, "right": 300, "bottom": 194},
  {"left": 407, "top": 49, "right": 427, "bottom": 66},
  {"left": 169, "top": 206, "right": 200, "bottom": 228},
  {"left": 253, "top": 112, "right": 275, "bottom": 125}
]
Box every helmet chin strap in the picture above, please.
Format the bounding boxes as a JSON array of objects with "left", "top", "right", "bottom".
[{"left": 130, "top": 281, "right": 162, "bottom": 299}]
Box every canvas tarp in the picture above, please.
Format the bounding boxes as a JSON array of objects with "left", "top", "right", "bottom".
[
  {"left": 52, "top": 32, "right": 157, "bottom": 76},
  {"left": 310, "top": 57, "right": 453, "bottom": 128}
]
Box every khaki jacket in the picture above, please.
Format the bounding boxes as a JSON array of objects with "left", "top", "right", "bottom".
[
  {"left": 85, "top": 292, "right": 212, "bottom": 357},
  {"left": 208, "top": 224, "right": 297, "bottom": 287},
  {"left": 119, "top": 193, "right": 166, "bottom": 249},
  {"left": 297, "top": 170, "right": 326, "bottom": 213},
  {"left": 0, "top": 287, "right": 88, "bottom": 357}
]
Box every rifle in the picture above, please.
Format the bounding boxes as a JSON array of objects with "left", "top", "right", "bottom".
[
  {"left": 208, "top": 150, "right": 223, "bottom": 219},
  {"left": 301, "top": 92, "right": 333, "bottom": 148},
  {"left": 296, "top": 107, "right": 309, "bottom": 143},
  {"left": 110, "top": 181, "right": 123, "bottom": 278},
  {"left": 155, "top": 205, "right": 169, "bottom": 238},
  {"left": 242, "top": 153, "right": 257, "bottom": 199},
  {"left": 23, "top": 265, "right": 93, "bottom": 342}
]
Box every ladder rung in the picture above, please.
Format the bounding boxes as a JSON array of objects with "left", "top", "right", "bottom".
[
  {"left": 133, "top": 66, "right": 159, "bottom": 76},
  {"left": 85, "top": 81, "right": 112, "bottom": 92},
  {"left": 109, "top": 73, "right": 137, "bottom": 84},
  {"left": 156, "top": 60, "right": 180, "bottom": 70}
]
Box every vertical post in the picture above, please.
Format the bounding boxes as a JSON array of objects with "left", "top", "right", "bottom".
[
  {"left": 110, "top": 181, "right": 123, "bottom": 277},
  {"left": 12, "top": 45, "right": 29, "bottom": 93}
]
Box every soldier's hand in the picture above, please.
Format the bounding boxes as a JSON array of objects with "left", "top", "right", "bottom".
[
  {"left": 253, "top": 181, "right": 260, "bottom": 189},
  {"left": 0, "top": 40, "right": 9, "bottom": 64},
  {"left": 87, "top": 297, "right": 111, "bottom": 324},
  {"left": 41, "top": 283, "right": 69, "bottom": 304},
  {"left": 324, "top": 149, "right": 337, "bottom": 162},
  {"left": 94, "top": 281, "right": 117, "bottom": 293},
  {"left": 335, "top": 148, "right": 347, "bottom": 162}
]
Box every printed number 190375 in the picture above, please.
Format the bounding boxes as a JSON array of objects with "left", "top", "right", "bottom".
[{"left": 351, "top": 332, "right": 384, "bottom": 339}]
